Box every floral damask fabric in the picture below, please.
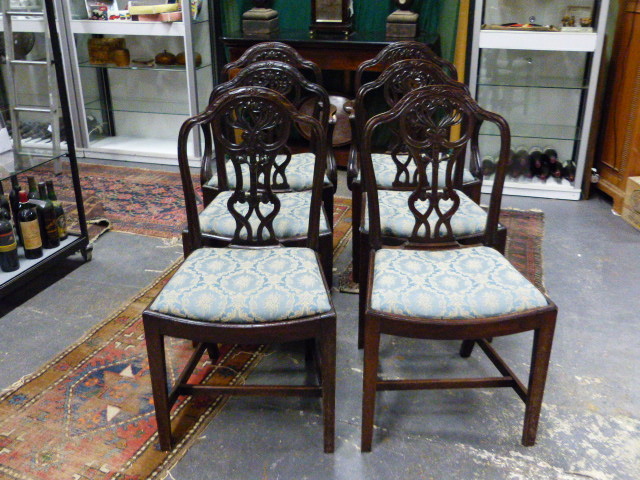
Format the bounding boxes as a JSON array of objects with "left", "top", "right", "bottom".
[
  {"left": 362, "top": 189, "right": 488, "bottom": 238},
  {"left": 150, "top": 247, "right": 332, "bottom": 323},
  {"left": 206, "top": 152, "right": 330, "bottom": 191},
  {"left": 371, "top": 246, "right": 548, "bottom": 319},
  {"left": 199, "top": 190, "right": 330, "bottom": 240},
  {"left": 357, "top": 153, "right": 476, "bottom": 187}
]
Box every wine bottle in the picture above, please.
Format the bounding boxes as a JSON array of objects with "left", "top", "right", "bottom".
[
  {"left": 27, "top": 176, "right": 39, "bottom": 200},
  {"left": 0, "top": 217, "right": 19, "bottom": 272},
  {"left": 510, "top": 147, "right": 529, "bottom": 178},
  {"left": 45, "top": 180, "right": 67, "bottom": 241},
  {"left": 563, "top": 160, "right": 577, "bottom": 182},
  {"left": 8, "top": 180, "right": 22, "bottom": 245},
  {"left": 17, "top": 191, "right": 43, "bottom": 259},
  {"left": 36, "top": 182, "right": 59, "bottom": 249},
  {"left": 481, "top": 155, "right": 496, "bottom": 177},
  {"left": 0, "top": 193, "right": 8, "bottom": 214},
  {"left": 528, "top": 147, "right": 543, "bottom": 178}
]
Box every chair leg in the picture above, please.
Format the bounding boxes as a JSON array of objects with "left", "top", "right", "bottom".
[
  {"left": 143, "top": 318, "right": 173, "bottom": 451},
  {"left": 323, "top": 187, "right": 334, "bottom": 230},
  {"left": 205, "top": 342, "right": 220, "bottom": 362},
  {"left": 495, "top": 226, "right": 508, "bottom": 255},
  {"left": 361, "top": 316, "right": 381, "bottom": 452},
  {"left": 305, "top": 338, "right": 316, "bottom": 372},
  {"left": 459, "top": 339, "right": 476, "bottom": 358},
  {"left": 320, "top": 320, "right": 336, "bottom": 454},
  {"left": 357, "top": 262, "right": 369, "bottom": 349},
  {"left": 182, "top": 230, "right": 192, "bottom": 257},
  {"left": 522, "top": 320, "right": 556, "bottom": 446},
  {"left": 320, "top": 234, "right": 333, "bottom": 287},
  {"left": 352, "top": 183, "right": 362, "bottom": 282}
]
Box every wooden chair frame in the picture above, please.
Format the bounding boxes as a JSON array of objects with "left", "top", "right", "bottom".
[
  {"left": 144, "top": 87, "right": 336, "bottom": 453},
  {"left": 182, "top": 81, "right": 334, "bottom": 284},
  {"left": 358, "top": 86, "right": 558, "bottom": 452},
  {"left": 220, "top": 41, "right": 323, "bottom": 84},
  {"left": 347, "top": 59, "right": 498, "bottom": 283},
  {"left": 203, "top": 60, "right": 337, "bottom": 219}
]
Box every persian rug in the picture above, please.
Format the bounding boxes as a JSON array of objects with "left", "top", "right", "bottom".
[
  {"left": 337, "top": 209, "right": 545, "bottom": 293},
  {"left": 0, "top": 198, "right": 353, "bottom": 480}
]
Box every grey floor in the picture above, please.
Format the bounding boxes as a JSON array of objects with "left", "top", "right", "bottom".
[{"left": 1, "top": 170, "right": 639, "bottom": 480}]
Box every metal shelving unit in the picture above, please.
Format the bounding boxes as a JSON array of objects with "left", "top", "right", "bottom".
[
  {"left": 0, "top": 0, "right": 90, "bottom": 299},
  {"left": 468, "top": 0, "right": 609, "bottom": 200}
]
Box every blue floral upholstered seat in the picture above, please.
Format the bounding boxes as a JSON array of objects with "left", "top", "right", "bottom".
[
  {"left": 200, "top": 190, "right": 331, "bottom": 239},
  {"left": 205, "top": 153, "right": 331, "bottom": 191},
  {"left": 357, "top": 153, "right": 476, "bottom": 188},
  {"left": 150, "top": 247, "right": 332, "bottom": 323},
  {"left": 371, "top": 246, "right": 548, "bottom": 319},
  {"left": 362, "top": 189, "right": 487, "bottom": 238}
]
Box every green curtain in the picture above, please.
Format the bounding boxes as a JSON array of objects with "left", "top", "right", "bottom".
[{"left": 219, "top": 0, "right": 458, "bottom": 61}]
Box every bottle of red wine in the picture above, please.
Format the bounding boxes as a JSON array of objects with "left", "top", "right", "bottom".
[
  {"left": 27, "top": 176, "right": 39, "bottom": 200},
  {"left": 563, "top": 160, "right": 577, "bottom": 182},
  {"left": 510, "top": 147, "right": 529, "bottom": 178},
  {"left": 45, "top": 180, "right": 67, "bottom": 241},
  {"left": 481, "top": 155, "right": 496, "bottom": 177},
  {"left": 36, "top": 182, "right": 59, "bottom": 249},
  {"left": 0, "top": 216, "right": 19, "bottom": 272},
  {"left": 528, "top": 146, "right": 543, "bottom": 178},
  {"left": 17, "top": 191, "right": 43, "bottom": 259}
]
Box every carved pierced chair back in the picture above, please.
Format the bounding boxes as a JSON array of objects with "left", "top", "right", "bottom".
[
  {"left": 354, "top": 40, "right": 458, "bottom": 92},
  {"left": 361, "top": 85, "right": 510, "bottom": 251},
  {"left": 178, "top": 86, "right": 327, "bottom": 250},
  {"left": 206, "top": 61, "right": 331, "bottom": 191},
  {"left": 354, "top": 59, "right": 470, "bottom": 188},
  {"left": 220, "top": 42, "right": 323, "bottom": 85}
]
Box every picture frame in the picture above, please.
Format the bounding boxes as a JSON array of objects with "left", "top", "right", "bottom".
[{"left": 310, "top": 0, "right": 353, "bottom": 36}]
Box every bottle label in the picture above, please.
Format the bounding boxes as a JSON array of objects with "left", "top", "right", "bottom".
[
  {"left": 46, "top": 218, "right": 58, "bottom": 240},
  {"left": 57, "top": 214, "right": 67, "bottom": 238},
  {"left": 20, "top": 219, "right": 43, "bottom": 250},
  {"left": 0, "top": 229, "right": 17, "bottom": 253}
]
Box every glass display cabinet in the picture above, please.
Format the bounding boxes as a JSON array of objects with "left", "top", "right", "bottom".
[
  {"left": 468, "top": 0, "right": 609, "bottom": 199},
  {"left": 0, "top": 0, "right": 90, "bottom": 299},
  {"left": 60, "top": 0, "right": 215, "bottom": 165}
]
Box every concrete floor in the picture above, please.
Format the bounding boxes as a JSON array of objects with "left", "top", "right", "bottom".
[{"left": 1, "top": 171, "right": 639, "bottom": 480}]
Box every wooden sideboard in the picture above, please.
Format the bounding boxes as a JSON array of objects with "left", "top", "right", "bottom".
[{"left": 595, "top": 0, "right": 640, "bottom": 212}]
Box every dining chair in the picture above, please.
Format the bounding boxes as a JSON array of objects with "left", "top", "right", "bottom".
[
  {"left": 220, "top": 41, "right": 323, "bottom": 84},
  {"left": 143, "top": 86, "right": 336, "bottom": 453},
  {"left": 202, "top": 60, "right": 336, "bottom": 222},
  {"left": 358, "top": 85, "right": 558, "bottom": 452},
  {"left": 348, "top": 59, "right": 503, "bottom": 283}
]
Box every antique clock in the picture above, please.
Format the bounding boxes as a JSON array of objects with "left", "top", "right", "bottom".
[{"left": 310, "top": 0, "right": 353, "bottom": 36}]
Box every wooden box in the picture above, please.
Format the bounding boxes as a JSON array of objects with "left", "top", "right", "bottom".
[
  {"left": 622, "top": 176, "right": 640, "bottom": 231},
  {"left": 88, "top": 37, "right": 125, "bottom": 65}
]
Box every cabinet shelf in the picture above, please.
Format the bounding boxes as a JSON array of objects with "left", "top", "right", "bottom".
[
  {"left": 481, "top": 176, "right": 581, "bottom": 200},
  {"left": 477, "top": 77, "right": 587, "bottom": 90},
  {"left": 70, "top": 19, "right": 207, "bottom": 37},
  {"left": 78, "top": 61, "right": 212, "bottom": 72},
  {"left": 85, "top": 98, "right": 190, "bottom": 115},
  {"left": 479, "top": 30, "right": 598, "bottom": 52},
  {"left": 0, "top": 15, "right": 45, "bottom": 32},
  {"left": 480, "top": 122, "right": 581, "bottom": 141},
  {"left": 0, "top": 151, "right": 65, "bottom": 181}
]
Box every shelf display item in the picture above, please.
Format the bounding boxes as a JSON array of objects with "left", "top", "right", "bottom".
[
  {"left": 561, "top": 6, "right": 593, "bottom": 31},
  {"left": 45, "top": 180, "right": 67, "bottom": 241},
  {"left": 310, "top": 0, "right": 353, "bottom": 36},
  {"left": 86, "top": 0, "right": 118, "bottom": 20},
  {"left": 386, "top": 0, "right": 419, "bottom": 38},
  {"left": 175, "top": 51, "right": 201, "bottom": 66},
  {"left": 242, "top": 0, "right": 279, "bottom": 35},
  {"left": 111, "top": 47, "right": 131, "bottom": 66},
  {"left": 88, "top": 37, "right": 126, "bottom": 64},
  {"left": 155, "top": 49, "right": 176, "bottom": 65}
]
